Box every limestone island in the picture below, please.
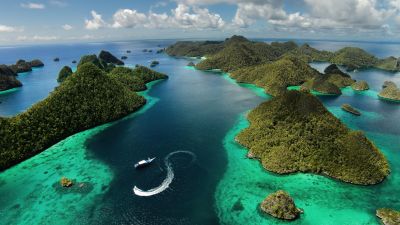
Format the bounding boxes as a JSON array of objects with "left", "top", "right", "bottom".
[
  {"left": 167, "top": 35, "right": 400, "bottom": 75},
  {"left": 376, "top": 208, "right": 400, "bottom": 225},
  {"left": 167, "top": 36, "right": 357, "bottom": 96},
  {"left": 260, "top": 190, "right": 301, "bottom": 221},
  {"left": 236, "top": 91, "right": 389, "bottom": 185},
  {"left": 150, "top": 61, "right": 159, "bottom": 67},
  {"left": 379, "top": 81, "right": 400, "bottom": 102},
  {"left": 57, "top": 66, "right": 73, "bottom": 83},
  {"left": 99, "top": 50, "right": 124, "bottom": 65},
  {"left": 9, "top": 59, "right": 44, "bottom": 73},
  {"left": 352, "top": 80, "right": 369, "bottom": 91},
  {"left": 0, "top": 65, "right": 22, "bottom": 91},
  {"left": 0, "top": 53, "right": 168, "bottom": 171},
  {"left": 54, "top": 57, "right": 60, "bottom": 62},
  {"left": 341, "top": 104, "right": 361, "bottom": 116}
]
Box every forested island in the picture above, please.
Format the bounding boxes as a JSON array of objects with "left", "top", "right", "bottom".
[
  {"left": 0, "top": 52, "right": 167, "bottom": 170},
  {"left": 0, "top": 59, "right": 44, "bottom": 91},
  {"left": 167, "top": 36, "right": 390, "bottom": 185},
  {"left": 167, "top": 36, "right": 362, "bottom": 96},
  {"left": 237, "top": 91, "right": 388, "bottom": 185},
  {"left": 167, "top": 35, "right": 400, "bottom": 72}
]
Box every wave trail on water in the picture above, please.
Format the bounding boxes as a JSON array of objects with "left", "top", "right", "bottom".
[{"left": 133, "top": 151, "right": 196, "bottom": 197}]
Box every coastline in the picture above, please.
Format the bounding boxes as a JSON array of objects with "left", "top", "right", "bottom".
[{"left": 0, "top": 79, "right": 163, "bottom": 224}]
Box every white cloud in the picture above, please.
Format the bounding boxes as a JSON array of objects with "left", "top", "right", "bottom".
[
  {"left": 17, "top": 35, "right": 58, "bottom": 41},
  {"left": 21, "top": 2, "right": 45, "bottom": 9},
  {"left": 303, "top": 0, "right": 393, "bottom": 29},
  {"left": 233, "top": 1, "right": 286, "bottom": 27},
  {"left": 171, "top": 4, "right": 225, "bottom": 29},
  {"left": 0, "top": 25, "right": 19, "bottom": 32},
  {"left": 112, "top": 9, "right": 148, "bottom": 28},
  {"left": 85, "top": 10, "right": 107, "bottom": 30},
  {"left": 62, "top": 24, "right": 73, "bottom": 30},
  {"left": 111, "top": 4, "right": 225, "bottom": 30}
]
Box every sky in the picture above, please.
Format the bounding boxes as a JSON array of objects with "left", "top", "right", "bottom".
[{"left": 1, "top": 0, "right": 400, "bottom": 45}]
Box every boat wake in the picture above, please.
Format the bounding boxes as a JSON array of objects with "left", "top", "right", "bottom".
[{"left": 133, "top": 151, "right": 196, "bottom": 197}]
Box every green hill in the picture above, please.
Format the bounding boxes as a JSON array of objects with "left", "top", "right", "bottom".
[
  {"left": 165, "top": 40, "right": 224, "bottom": 57},
  {"left": 195, "top": 36, "right": 297, "bottom": 72},
  {"left": 230, "top": 56, "right": 320, "bottom": 96},
  {"left": 331, "top": 47, "right": 378, "bottom": 71},
  {"left": 0, "top": 62, "right": 167, "bottom": 170},
  {"left": 236, "top": 91, "right": 389, "bottom": 185}
]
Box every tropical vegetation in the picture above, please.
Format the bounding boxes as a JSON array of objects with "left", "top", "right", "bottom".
[{"left": 236, "top": 91, "right": 389, "bottom": 185}]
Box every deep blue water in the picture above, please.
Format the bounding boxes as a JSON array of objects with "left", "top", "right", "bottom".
[{"left": 0, "top": 39, "right": 400, "bottom": 224}]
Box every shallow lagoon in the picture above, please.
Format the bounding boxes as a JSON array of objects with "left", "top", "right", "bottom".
[{"left": 0, "top": 40, "right": 399, "bottom": 225}]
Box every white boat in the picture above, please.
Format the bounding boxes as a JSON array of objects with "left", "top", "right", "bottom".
[{"left": 134, "top": 157, "right": 156, "bottom": 169}]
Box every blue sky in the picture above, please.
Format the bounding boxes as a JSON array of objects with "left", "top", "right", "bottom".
[{"left": 0, "top": 0, "right": 400, "bottom": 45}]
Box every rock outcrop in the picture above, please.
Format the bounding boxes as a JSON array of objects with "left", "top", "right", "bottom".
[
  {"left": 260, "top": 190, "right": 301, "bottom": 221},
  {"left": 351, "top": 80, "right": 369, "bottom": 91},
  {"left": 379, "top": 81, "right": 400, "bottom": 102},
  {"left": 376, "top": 208, "right": 400, "bottom": 225}
]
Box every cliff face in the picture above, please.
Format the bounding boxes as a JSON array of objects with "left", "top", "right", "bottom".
[{"left": 236, "top": 91, "right": 389, "bottom": 185}]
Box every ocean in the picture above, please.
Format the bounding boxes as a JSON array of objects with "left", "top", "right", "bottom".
[{"left": 0, "top": 39, "right": 399, "bottom": 225}]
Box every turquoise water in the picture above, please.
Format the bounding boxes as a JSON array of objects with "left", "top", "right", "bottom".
[
  {"left": 0, "top": 40, "right": 399, "bottom": 224},
  {"left": 214, "top": 63, "right": 400, "bottom": 225},
  {"left": 0, "top": 81, "right": 160, "bottom": 225}
]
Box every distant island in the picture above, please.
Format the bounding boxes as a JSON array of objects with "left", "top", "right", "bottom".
[
  {"left": 0, "top": 52, "right": 167, "bottom": 170},
  {"left": 167, "top": 35, "right": 400, "bottom": 72},
  {"left": 167, "top": 36, "right": 362, "bottom": 96},
  {"left": 0, "top": 59, "right": 44, "bottom": 92}
]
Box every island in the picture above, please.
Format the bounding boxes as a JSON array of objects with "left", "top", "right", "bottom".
[
  {"left": 99, "top": 50, "right": 124, "bottom": 65},
  {"left": 168, "top": 36, "right": 357, "bottom": 96},
  {"left": 9, "top": 59, "right": 44, "bottom": 73},
  {"left": 54, "top": 57, "right": 60, "bottom": 62},
  {"left": 260, "top": 190, "right": 301, "bottom": 221},
  {"left": 150, "top": 61, "right": 159, "bottom": 67},
  {"left": 236, "top": 91, "right": 389, "bottom": 185},
  {"left": 341, "top": 104, "right": 361, "bottom": 116},
  {"left": 379, "top": 81, "right": 400, "bottom": 102},
  {"left": 0, "top": 54, "right": 168, "bottom": 171},
  {"left": 121, "top": 56, "right": 128, "bottom": 60},
  {"left": 167, "top": 35, "right": 400, "bottom": 73},
  {"left": 376, "top": 208, "right": 400, "bottom": 225},
  {"left": 352, "top": 80, "right": 369, "bottom": 91},
  {"left": 0, "top": 65, "right": 22, "bottom": 91},
  {"left": 57, "top": 66, "right": 73, "bottom": 83}
]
